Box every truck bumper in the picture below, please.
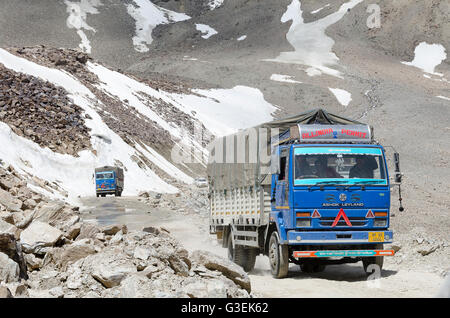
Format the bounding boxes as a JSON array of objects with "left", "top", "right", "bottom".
[
  {"left": 286, "top": 230, "right": 393, "bottom": 245},
  {"left": 293, "top": 249, "right": 395, "bottom": 258},
  {"left": 96, "top": 189, "right": 116, "bottom": 194}
]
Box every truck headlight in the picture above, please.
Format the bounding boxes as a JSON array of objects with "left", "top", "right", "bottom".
[
  {"left": 374, "top": 219, "right": 387, "bottom": 227},
  {"left": 297, "top": 219, "right": 311, "bottom": 227}
]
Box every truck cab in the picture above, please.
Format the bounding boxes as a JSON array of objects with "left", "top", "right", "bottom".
[{"left": 271, "top": 143, "right": 393, "bottom": 274}]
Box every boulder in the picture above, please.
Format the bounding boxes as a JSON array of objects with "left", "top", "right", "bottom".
[
  {"left": 25, "top": 253, "right": 42, "bottom": 271},
  {"left": 44, "top": 239, "right": 97, "bottom": 271},
  {"left": 168, "top": 254, "right": 190, "bottom": 277},
  {"left": 0, "top": 219, "right": 18, "bottom": 236},
  {"left": 0, "top": 286, "right": 13, "bottom": 298},
  {"left": 20, "top": 221, "right": 63, "bottom": 253},
  {"left": 5, "top": 282, "right": 28, "bottom": 298},
  {"left": 0, "top": 233, "right": 28, "bottom": 279},
  {"left": 83, "top": 247, "right": 137, "bottom": 288},
  {"left": 0, "top": 252, "right": 20, "bottom": 283},
  {"left": 102, "top": 224, "right": 123, "bottom": 236},
  {"left": 65, "top": 223, "right": 81, "bottom": 240},
  {"left": 0, "top": 188, "right": 23, "bottom": 212},
  {"left": 76, "top": 223, "right": 101, "bottom": 240},
  {"left": 190, "top": 250, "right": 251, "bottom": 293}
]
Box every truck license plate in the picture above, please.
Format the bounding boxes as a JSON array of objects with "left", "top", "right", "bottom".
[{"left": 369, "top": 232, "right": 384, "bottom": 242}]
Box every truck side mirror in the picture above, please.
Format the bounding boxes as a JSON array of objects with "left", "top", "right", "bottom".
[{"left": 394, "top": 153, "right": 402, "bottom": 183}]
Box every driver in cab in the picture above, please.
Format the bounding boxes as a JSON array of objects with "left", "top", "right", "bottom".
[{"left": 315, "top": 157, "right": 342, "bottom": 178}]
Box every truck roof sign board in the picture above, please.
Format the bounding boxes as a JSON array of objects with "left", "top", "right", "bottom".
[{"left": 298, "top": 124, "right": 372, "bottom": 143}]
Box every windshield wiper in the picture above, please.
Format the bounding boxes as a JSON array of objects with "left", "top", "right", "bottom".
[
  {"left": 314, "top": 181, "right": 348, "bottom": 185},
  {"left": 308, "top": 180, "right": 348, "bottom": 191},
  {"left": 354, "top": 180, "right": 385, "bottom": 185}
]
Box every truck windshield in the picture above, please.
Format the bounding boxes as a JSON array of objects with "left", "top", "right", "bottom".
[
  {"left": 96, "top": 172, "right": 114, "bottom": 179},
  {"left": 294, "top": 147, "right": 387, "bottom": 185}
]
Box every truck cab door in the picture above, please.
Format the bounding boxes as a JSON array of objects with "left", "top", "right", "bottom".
[{"left": 274, "top": 150, "right": 289, "bottom": 209}]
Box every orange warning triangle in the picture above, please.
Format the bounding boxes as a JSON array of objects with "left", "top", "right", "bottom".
[
  {"left": 331, "top": 208, "right": 352, "bottom": 227},
  {"left": 366, "top": 210, "right": 375, "bottom": 218},
  {"left": 312, "top": 209, "right": 321, "bottom": 218}
]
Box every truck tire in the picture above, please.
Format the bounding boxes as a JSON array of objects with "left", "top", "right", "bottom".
[
  {"left": 268, "top": 232, "right": 289, "bottom": 278},
  {"left": 227, "top": 236, "right": 257, "bottom": 272},
  {"left": 244, "top": 248, "right": 258, "bottom": 272},
  {"left": 362, "top": 244, "right": 384, "bottom": 275}
]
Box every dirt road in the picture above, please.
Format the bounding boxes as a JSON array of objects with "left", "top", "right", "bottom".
[{"left": 77, "top": 196, "right": 447, "bottom": 298}]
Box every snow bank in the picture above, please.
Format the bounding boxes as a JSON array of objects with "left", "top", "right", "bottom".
[
  {"left": 64, "top": 0, "right": 102, "bottom": 54},
  {"left": 437, "top": 95, "right": 450, "bottom": 101},
  {"left": 329, "top": 88, "right": 352, "bottom": 107},
  {"left": 270, "top": 74, "right": 302, "bottom": 84},
  {"left": 0, "top": 49, "right": 178, "bottom": 199},
  {"left": 169, "top": 86, "right": 278, "bottom": 137},
  {"left": 208, "top": 0, "right": 224, "bottom": 10},
  {"left": 311, "top": 4, "right": 330, "bottom": 14},
  {"left": 127, "top": 0, "right": 190, "bottom": 52},
  {"left": 401, "top": 42, "right": 447, "bottom": 76},
  {"left": 266, "top": 0, "right": 363, "bottom": 78},
  {"left": 196, "top": 24, "right": 218, "bottom": 39}
]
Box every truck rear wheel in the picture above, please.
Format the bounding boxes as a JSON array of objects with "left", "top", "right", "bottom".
[
  {"left": 362, "top": 244, "right": 384, "bottom": 275},
  {"left": 268, "top": 232, "right": 289, "bottom": 278},
  {"left": 227, "top": 236, "right": 257, "bottom": 272}
]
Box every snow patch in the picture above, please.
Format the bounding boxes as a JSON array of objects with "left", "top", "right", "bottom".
[
  {"left": 329, "top": 88, "right": 352, "bottom": 107},
  {"left": 195, "top": 24, "right": 218, "bottom": 39},
  {"left": 237, "top": 35, "right": 247, "bottom": 41},
  {"left": 169, "top": 86, "right": 278, "bottom": 137},
  {"left": 270, "top": 74, "right": 302, "bottom": 84},
  {"left": 311, "top": 3, "right": 330, "bottom": 14},
  {"left": 207, "top": 0, "right": 224, "bottom": 10},
  {"left": 401, "top": 42, "right": 447, "bottom": 76},
  {"left": 64, "top": 0, "right": 102, "bottom": 54},
  {"left": 127, "top": 0, "right": 190, "bottom": 53},
  {"left": 437, "top": 95, "right": 450, "bottom": 101},
  {"left": 266, "top": 0, "right": 364, "bottom": 78}
]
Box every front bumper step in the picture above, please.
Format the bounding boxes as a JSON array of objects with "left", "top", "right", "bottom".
[{"left": 293, "top": 249, "right": 395, "bottom": 258}]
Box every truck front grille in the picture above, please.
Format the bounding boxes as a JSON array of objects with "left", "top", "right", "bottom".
[{"left": 319, "top": 217, "right": 367, "bottom": 227}]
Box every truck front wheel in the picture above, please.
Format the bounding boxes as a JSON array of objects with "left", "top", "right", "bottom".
[{"left": 268, "top": 232, "right": 289, "bottom": 278}]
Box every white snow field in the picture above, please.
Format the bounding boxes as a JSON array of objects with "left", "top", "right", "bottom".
[
  {"left": 127, "top": 0, "right": 191, "bottom": 52},
  {"left": 64, "top": 0, "right": 103, "bottom": 54},
  {"left": 329, "top": 88, "right": 352, "bottom": 107},
  {"left": 196, "top": 24, "right": 218, "bottom": 39},
  {"left": 0, "top": 48, "right": 178, "bottom": 200},
  {"left": 169, "top": 86, "right": 278, "bottom": 137},
  {"left": 401, "top": 42, "right": 447, "bottom": 76},
  {"left": 270, "top": 74, "right": 302, "bottom": 84},
  {"left": 266, "top": 0, "right": 364, "bottom": 78}
]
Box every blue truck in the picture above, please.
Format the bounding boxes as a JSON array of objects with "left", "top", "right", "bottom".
[
  {"left": 207, "top": 109, "right": 403, "bottom": 278},
  {"left": 95, "top": 166, "right": 124, "bottom": 197}
]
